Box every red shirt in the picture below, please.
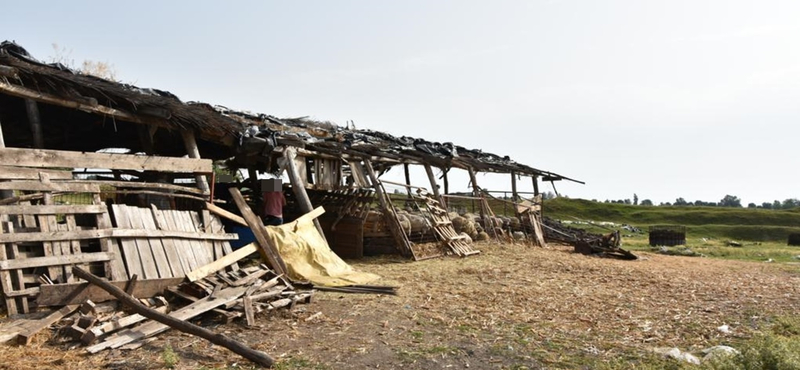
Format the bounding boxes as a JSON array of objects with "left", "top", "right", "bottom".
[{"left": 262, "top": 191, "right": 286, "bottom": 218}]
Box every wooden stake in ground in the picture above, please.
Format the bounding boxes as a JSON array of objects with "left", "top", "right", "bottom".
[{"left": 72, "top": 267, "right": 275, "bottom": 368}]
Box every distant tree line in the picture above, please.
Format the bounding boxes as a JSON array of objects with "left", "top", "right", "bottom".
[{"left": 600, "top": 194, "right": 800, "bottom": 210}]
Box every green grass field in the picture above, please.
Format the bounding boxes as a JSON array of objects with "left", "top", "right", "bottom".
[{"left": 541, "top": 197, "right": 800, "bottom": 263}]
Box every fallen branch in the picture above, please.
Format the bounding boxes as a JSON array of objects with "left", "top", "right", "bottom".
[{"left": 72, "top": 267, "right": 275, "bottom": 368}]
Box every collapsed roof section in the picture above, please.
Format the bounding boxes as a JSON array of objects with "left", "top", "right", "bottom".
[{"left": 0, "top": 41, "right": 581, "bottom": 184}]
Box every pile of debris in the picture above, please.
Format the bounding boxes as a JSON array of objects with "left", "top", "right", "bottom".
[{"left": 541, "top": 218, "right": 637, "bottom": 260}]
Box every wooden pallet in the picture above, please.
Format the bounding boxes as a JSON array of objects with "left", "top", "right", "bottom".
[
  {"left": 0, "top": 201, "right": 120, "bottom": 315},
  {"left": 416, "top": 189, "right": 480, "bottom": 257}
]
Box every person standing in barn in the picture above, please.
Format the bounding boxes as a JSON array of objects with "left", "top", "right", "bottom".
[{"left": 261, "top": 178, "right": 286, "bottom": 226}]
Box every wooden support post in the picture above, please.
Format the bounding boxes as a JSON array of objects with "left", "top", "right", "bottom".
[
  {"left": 550, "top": 180, "right": 559, "bottom": 197},
  {"left": 442, "top": 167, "right": 449, "bottom": 195},
  {"left": 511, "top": 172, "right": 519, "bottom": 217},
  {"left": 73, "top": 267, "right": 275, "bottom": 368},
  {"left": 181, "top": 130, "right": 210, "bottom": 194},
  {"left": 363, "top": 160, "right": 414, "bottom": 259},
  {"left": 25, "top": 99, "right": 44, "bottom": 149},
  {"left": 468, "top": 168, "right": 491, "bottom": 237},
  {"left": 511, "top": 172, "right": 519, "bottom": 202},
  {"left": 423, "top": 164, "right": 445, "bottom": 208},
  {"left": 228, "top": 188, "right": 287, "bottom": 276},
  {"left": 403, "top": 163, "right": 413, "bottom": 199},
  {"left": 532, "top": 176, "right": 540, "bottom": 196},
  {"left": 282, "top": 148, "right": 327, "bottom": 242}
]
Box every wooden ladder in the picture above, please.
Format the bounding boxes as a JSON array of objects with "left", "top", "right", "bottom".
[{"left": 417, "top": 189, "right": 480, "bottom": 257}]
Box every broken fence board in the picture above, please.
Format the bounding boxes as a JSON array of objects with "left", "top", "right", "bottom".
[
  {"left": 16, "top": 305, "right": 80, "bottom": 345},
  {"left": 0, "top": 165, "right": 73, "bottom": 181},
  {"left": 0, "top": 252, "right": 114, "bottom": 271},
  {"left": 185, "top": 243, "right": 258, "bottom": 282},
  {"left": 0, "top": 147, "right": 212, "bottom": 174},
  {"left": 85, "top": 284, "right": 250, "bottom": 353},
  {"left": 0, "top": 228, "right": 239, "bottom": 244},
  {"left": 35, "top": 277, "right": 184, "bottom": 307},
  {"left": 0, "top": 204, "right": 107, "bottom": 215}
]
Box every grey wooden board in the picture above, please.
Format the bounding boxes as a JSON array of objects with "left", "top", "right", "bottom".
[
  {"left": 112, "top": 205, "right": 151, "bottom": 279},
  {"left": 85, "top": 284, "right": 249, "bottom": 353},
  {"left": 145, "top": 206, "right": 184, "bottom": 277}
]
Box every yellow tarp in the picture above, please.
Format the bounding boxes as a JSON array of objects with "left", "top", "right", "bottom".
[{"left": 267, "top": 218, "right": 381, "bottom": 287}]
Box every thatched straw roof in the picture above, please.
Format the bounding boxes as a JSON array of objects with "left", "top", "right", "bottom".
[{"left": 0, "top": 41, "right": 580, "bottom": 183}]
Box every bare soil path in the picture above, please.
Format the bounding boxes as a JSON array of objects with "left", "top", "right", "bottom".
[{"left": 2, "top": 242, "right": 799, "bottom": 369}]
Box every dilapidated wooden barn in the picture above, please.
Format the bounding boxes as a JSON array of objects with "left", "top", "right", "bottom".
[{"left": 0, "top": 40, "right": 581, "bottom": 315}]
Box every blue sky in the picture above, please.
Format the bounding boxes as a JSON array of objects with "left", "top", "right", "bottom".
[{"left": 4, "top": 0, "right": 799, "bottom": 205}]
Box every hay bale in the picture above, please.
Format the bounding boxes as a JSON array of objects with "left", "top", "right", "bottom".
[
  {"left": 448, "top": 212, "right": 461, "bottom": 221},
  {"left": 476, "top": 231, "right": 490, "bottom": 241}
]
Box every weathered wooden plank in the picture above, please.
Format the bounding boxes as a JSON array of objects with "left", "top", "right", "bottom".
[
  {"left": 129, "top": 207, "right": 171, "bottom": 278},
  {"left": 188, "top": 210, "right": 214, "bottom": 266},
  {"left": 228, "top": 188, "right": 287, "bottom": 276},
  {"left": 0, "top": 252, "right": 114, "bottom": 270},
  {"left": 85, "top": 284, "right": 250, "bottom": 353},
  {"left": 173, "top": 210, "right": 206, "bottom": 268},
  {"left": 112, "top": 205, "right": 151, "bottom": 279},
  {"left": 0, "top": 204, "right": 107, "bottom": 216},
  {"left": 0, "top": 147, "right": 212, "bottom": 174},
  {"left": 0, "top": 223, "right": 18, "bottom": 314},
  {"left": 36, "top": 277, "right": 184, "bottom": 306},
  {"left": 94, "top": 195, "right": 127, "bottom": 281},
  {"left": 146, "top": 206, "right": 183, "bottom": 277},
  {"left": 151, "top": 207, "right": 191, "bottom": 276},
  {"left": 70, "top": 179, "right": 206, "bottom": 195},
  {"left": 0, "top": 181, "right": 99, "bottom": 193},
  {"left": 164, "top": 210, "right": 199, "bottom": 271},
  {"left": 185, "top": 243, "right": 258, "bottom": 282},
  {"left": 0, "top": 228, "right": 239, "bottom": 243},
  {"left": 37, "top": 212, "right": 64, "bottom": 283},
  {"left": 16, "top": 305, "right": 80, "bottom": 345},
  {"left": 0, "top": 166, "right": 73, "bottom": 181},
  {"left": 81, "top": 306, "right": 169, "bottom": 345}
]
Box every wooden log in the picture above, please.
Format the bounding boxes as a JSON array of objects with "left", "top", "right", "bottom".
[
  {"left": 228, "top": 188, "right": 287, "bottom": 276},
  {"left": 282, "top": 148, "right": 327, "bottom": 241},
  {"left": 73, "top": 267, "right": 274, "bottom": 367},
  {"left": 0, "top": 147, "right": 212, "bottom": 174},
  {"left": 181, "top": 130, "right": 210, "bottom": 194}
]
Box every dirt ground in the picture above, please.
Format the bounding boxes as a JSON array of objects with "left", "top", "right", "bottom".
[{"left": 2, "top": 242, "right": 800, "bottom": 369}]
